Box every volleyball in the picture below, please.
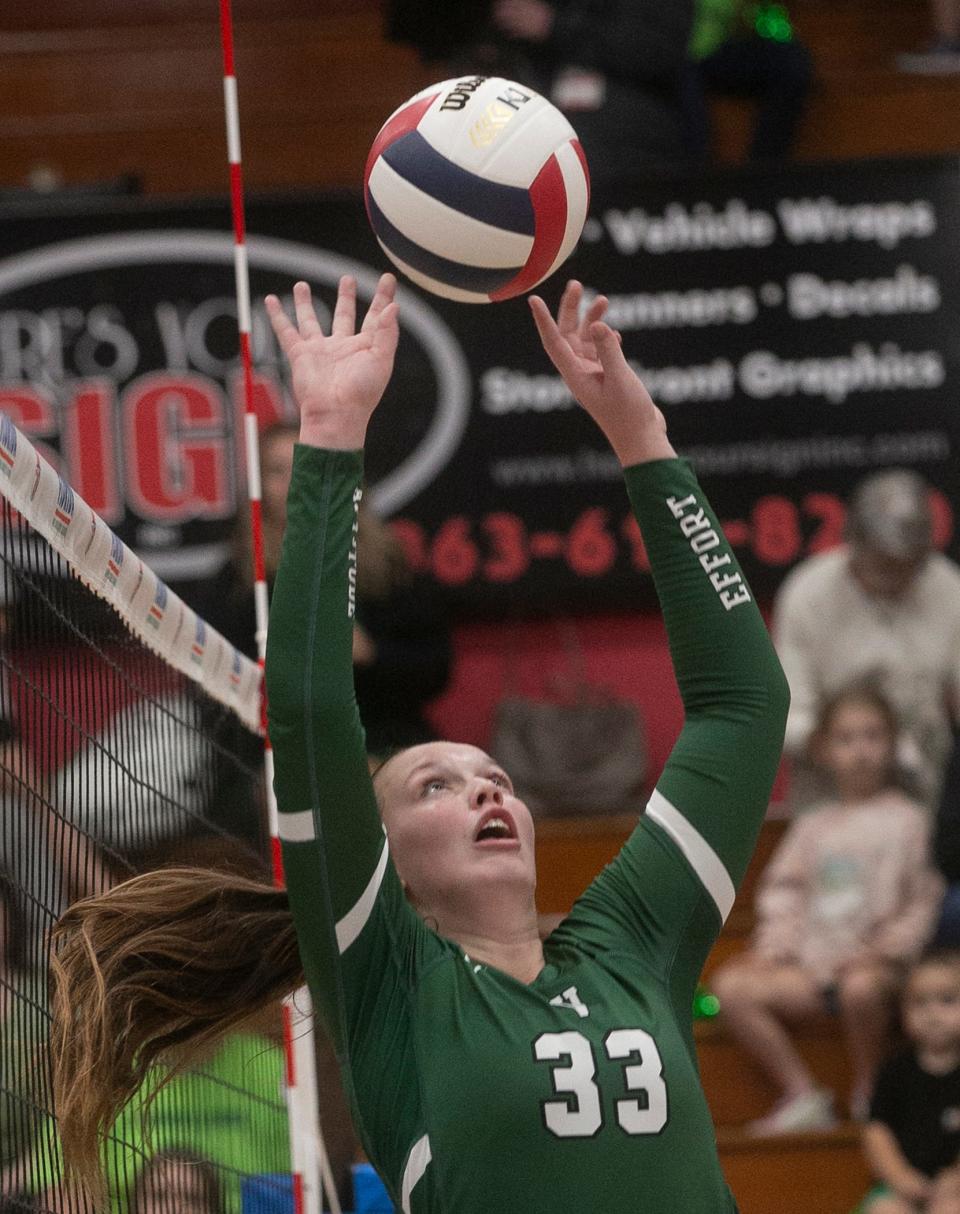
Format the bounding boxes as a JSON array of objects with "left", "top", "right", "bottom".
[{"left": 363, "top": 76, "right": 590, "bottom": 304}]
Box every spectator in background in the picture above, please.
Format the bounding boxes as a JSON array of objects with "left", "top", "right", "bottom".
[
  {"left": 682, "top": 0, "right": 813, "bottom": 161},
  {"left": 197, "top": 421, "right": 452, "bottom": 760},
  {"left": 773, "top": 469, "right": 960, "bottom": 812},
  {"left": 712, "top": 686, "right": 943, "bottom": 1134},
  {"left": 897, "top": 0, "right": 960, "bottom": 73},
  {"left": 858, "top": 950, "right": 960, "bottom": 1213},
  {"left": 386, "top": 0, "right": 696, "bottom": 184},
  {"left": 132, "top": 1151, "right": 223, "bottom": 1214}
]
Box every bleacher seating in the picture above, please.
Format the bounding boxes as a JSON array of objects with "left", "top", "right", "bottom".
[{"left": 1, "top": 0, "right": 958, "bottom": 195}]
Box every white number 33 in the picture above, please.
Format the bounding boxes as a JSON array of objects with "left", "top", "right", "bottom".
[{"left": 533, "top": 1029, "right": 668, "bottom": 1138}]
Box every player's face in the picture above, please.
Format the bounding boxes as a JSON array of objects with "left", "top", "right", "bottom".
[
  {"left": 376, "top": 742, "right": 537, "bottom": 913},
  {"left": 903, "top": 963, "right": 960, "bottom": 1054},
  {"left": 819, "top": 701, "right": 894, "bottom": 800}
]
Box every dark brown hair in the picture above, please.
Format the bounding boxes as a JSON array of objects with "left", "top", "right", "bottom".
[
  {"left": 133, "top": 1149, "right": 224, "bottom": 1214},
  {"left": 805, "top": 679, "right": 902, "bottom": 791},
  {"left": 811, "top": 684, "right": 899, "bottom": 752},
  {"left": 49, "top": 867, "right": 302, "bottom": 1204},
  {"left": 820, "top": 684, "right": 902, "bottom": 738}
]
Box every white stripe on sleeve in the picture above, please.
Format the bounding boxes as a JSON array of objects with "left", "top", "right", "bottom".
[
  {"left": 335, "top": 836, "right": 390, "bottom": 954},
  {"left": 277, "top": 809, "right": 317, "bottom": 843},
  {"left": 645, "top": 788, "right": 736, "bottom": 922},
  {"left": 401, "top": 1134, "right": 432, "bottom": 1214}
]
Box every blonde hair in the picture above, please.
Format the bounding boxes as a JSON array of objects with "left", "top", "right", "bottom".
[{"left": 50, "top": 869, "right": 302, "bottom": 1204}]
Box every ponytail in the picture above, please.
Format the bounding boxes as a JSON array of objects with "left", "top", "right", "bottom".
[{"left": 49, "top": 867, "right": 303, "bottom": 1203}]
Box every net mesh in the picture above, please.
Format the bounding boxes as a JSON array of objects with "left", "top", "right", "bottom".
[{"left": 0, "top": 488, "right": 293, "bottom": 1213}]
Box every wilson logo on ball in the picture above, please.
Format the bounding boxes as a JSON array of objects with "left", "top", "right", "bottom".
[{"left": 364, "top": 76, "right": 590, "bottom": 304}]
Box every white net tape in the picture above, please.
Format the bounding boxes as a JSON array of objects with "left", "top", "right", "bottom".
[{"left": 0, "top": 411, "right": 262, "bottom": 735}]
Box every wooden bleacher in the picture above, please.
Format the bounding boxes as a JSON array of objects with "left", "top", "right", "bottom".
[{"left": 1, "top": 0, "right": 958, "bottom": 195}]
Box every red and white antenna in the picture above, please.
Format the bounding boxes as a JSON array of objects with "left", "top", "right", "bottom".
[{"left": 217, "top": 4, "right": 340, "bottom": 1212}]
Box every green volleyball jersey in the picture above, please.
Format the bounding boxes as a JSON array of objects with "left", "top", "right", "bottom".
[{"left": 267, "top": 446, "right": 789, "bottom": 1213}]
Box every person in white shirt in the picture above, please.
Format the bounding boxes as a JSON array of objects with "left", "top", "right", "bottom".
[{"left": 773, "top": 469, "right": 960, "bottom": 810}]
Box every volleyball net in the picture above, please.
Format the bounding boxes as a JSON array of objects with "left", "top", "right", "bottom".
[{"left": 0, "top": 415, "right": 319, "bottom": 1214}]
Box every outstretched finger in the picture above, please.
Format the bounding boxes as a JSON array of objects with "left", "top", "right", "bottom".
[
  {"left": 581, "top": 294, "right": 608, "bottom": 336},
  {"left": 590, "top": 321, "right": 633, "bottom": 385},
  {"left": 331, "top": 275, "right": 358, "bottom": 337},
  {"left": 529, "top": 295, "right": 585, "bottom": 386},
  {"left": 370, "top": 301, "right": 400, "bottom": 362},
  {"left": 575, "top": 294, "right": 608, "bottom": 359},
  {"left": 293, "top": 281, "right": 324, "bottom": 338},
  {"left": 556, "top": 280, "right": 583, "bottom": 338},
  {"left": 265, "top": 294, "right": 301, "bottom": 358},
  {"left": 361, "top": 273, "right": 398, "bottom": 333}
]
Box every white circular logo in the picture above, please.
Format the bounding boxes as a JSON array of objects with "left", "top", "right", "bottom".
[{"left": 0, "top": 229, "right": 472, "bottom": 514}]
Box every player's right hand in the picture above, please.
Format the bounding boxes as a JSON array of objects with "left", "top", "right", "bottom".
[{"left": 266, "top": 273, "right": 399, "bottom": 450}]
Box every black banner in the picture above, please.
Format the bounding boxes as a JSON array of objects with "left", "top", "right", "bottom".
[{"left": 1, "top": 155, "right": 957, "bottom": 617}]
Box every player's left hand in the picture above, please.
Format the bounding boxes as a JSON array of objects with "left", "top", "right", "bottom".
[
  {"left": 266, "top": 273, "right": 399, "bottom": 449},
  {"left": 529, "top": 281, "right": 674, "bottom": 467}
]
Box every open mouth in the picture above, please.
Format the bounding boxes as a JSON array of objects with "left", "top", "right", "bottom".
[{"left": 473, "top": 809, "right": 519, "bottom": 845}]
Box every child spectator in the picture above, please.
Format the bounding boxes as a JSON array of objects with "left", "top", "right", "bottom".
[
  {"left": 712, "top": 686, "right": 944, "bottom": 1134},
  {"left": 859, "top": 950, "right": 960, "bottom": 1213}
]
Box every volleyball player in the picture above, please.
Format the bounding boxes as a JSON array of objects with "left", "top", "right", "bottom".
[{"left": 51, "top": 272, "right": 789, "bottom": 1212}]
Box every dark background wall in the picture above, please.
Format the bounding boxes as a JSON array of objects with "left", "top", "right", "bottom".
[{"left": 0, "top": 0, "right": 957, "bottom": 196}]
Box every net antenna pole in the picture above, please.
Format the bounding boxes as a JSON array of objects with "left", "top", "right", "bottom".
[{"left": 217, "top": 5, "right": 341, "bottom": 1213}]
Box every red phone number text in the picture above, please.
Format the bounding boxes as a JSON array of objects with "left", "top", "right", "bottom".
[{"left": 392, "top": 491, "right": 954, "bottom": 587}]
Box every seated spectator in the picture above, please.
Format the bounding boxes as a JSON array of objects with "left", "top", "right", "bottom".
[
  {"left": 858, "top": 950, "right": 960, "bottom": 1213},
  {"left": 773, "top": 469, "right": 960, "bottom": 811},
  {"left": 386, "top": 0, "right": 696, "bottom": 184},
  {"left": 196, "top": 421, "right": 452, "bottom": 761},
  {"left": 711, "top": 687, "right": 944, "bottom": 1134},
  {"left": 897, "top": 0, "right": 960, "bottom": 73},
  {"left": 682, "top": 0, "right": 813, "bottom": 161}
]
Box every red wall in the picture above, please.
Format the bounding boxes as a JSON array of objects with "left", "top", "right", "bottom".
[{"left": 428, "top": 609, "right": 789, "bottom": 805}]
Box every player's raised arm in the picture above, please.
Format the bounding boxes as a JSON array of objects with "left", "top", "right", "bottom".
[
  {"left": 264, "top": 275, "right": 419, "bottom": 1051},
  {"left": 531, "top": 283, "right": 790, "bottom": 951}
]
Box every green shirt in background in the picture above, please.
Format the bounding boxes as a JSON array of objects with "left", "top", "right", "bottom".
[
  {"left": 32, "top": 1033, "right": 290, "bottom": 1213},
  {"left": 690, "top": 0, "right": 753, "bottom": 60}
]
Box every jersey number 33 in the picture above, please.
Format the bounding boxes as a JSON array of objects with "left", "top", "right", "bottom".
[{"left": 533, "top": 1029, "right": 668, "bottom": 1138}]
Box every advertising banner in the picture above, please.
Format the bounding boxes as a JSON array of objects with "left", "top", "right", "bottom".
[{"left": 1, "top": 155, "right": 957, "bottom": 617}]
